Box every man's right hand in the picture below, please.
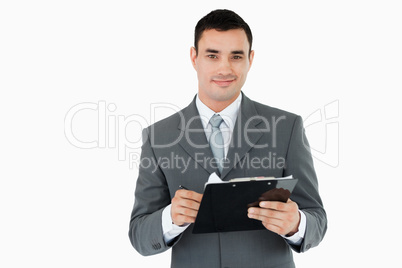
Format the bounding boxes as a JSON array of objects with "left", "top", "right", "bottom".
[{"left": 171, "top": 189, "right": 203, "bottom": 226}]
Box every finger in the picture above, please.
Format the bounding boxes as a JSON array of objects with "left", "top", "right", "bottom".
[
  {"left": 171, "top": 200, "right": 200, "bottom": 226},
  {"left": 260, "top": 198, "right": 297, "bottom": 211},
  {"left": 261, "top": 222, "right": 287, "bottom": 236},
  {"left": 176, "top": 190, "right": 203, "bottom": 202},
  {"left": 173, "top": 214, "right": 197, "bottom": 224},
  {"left": 174, "top": 205, "right": 199, "bottom": 218},
  {"left": 248, "top": 207, "right": 282, "bottom": 220},
  {"left": 172, "top": 196, "right": 201, "bottom": 211},
  {"left": 248, "top": 211, "right": 289, "bottom": 236},
  {"left": 247, "top": 210, "right": 292, "bottom": 236},
  {"left": 258, "top": 200, "right": 287, "bottom": 211}
]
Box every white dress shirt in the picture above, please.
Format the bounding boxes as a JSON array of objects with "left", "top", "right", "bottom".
[{"left": 162, "top": 93, "right": 306, "bottom": 245}]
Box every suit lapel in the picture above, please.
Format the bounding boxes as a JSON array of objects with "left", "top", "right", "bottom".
[
  {"left": 178, "top": 97, "right": 217, "bottom": 175},
  {"left": 177, "top": 94, "right": 265, "bottom": 179},
  {"left": 221, "top": 94, "right": 264, "bottom": 180}
]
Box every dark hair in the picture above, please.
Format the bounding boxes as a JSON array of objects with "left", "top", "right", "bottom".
[{"left": 194, "top": 9, "right": 253, "bottom": 56}]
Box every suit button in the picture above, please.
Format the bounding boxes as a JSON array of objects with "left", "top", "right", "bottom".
[
  {"left": 152, "top": 243, "right": 161, "bottom": 250},
  {"left": 306, "top": 244, "right": 311, "bottom": 250}
]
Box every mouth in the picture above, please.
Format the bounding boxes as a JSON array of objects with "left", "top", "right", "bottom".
[{"left": 212, "top": 79, "right": 236, "bottom": 87}]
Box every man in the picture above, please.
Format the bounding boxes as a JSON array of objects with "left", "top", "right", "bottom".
[{"left": 129, "top": 9, "right": 327, "bottom": 268}]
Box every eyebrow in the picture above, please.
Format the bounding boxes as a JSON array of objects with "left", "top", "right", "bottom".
[
  {"left": 231, "top": 50, "right": 245, "bottom": 55},
  {"left": 205, "top": 49, "right": 220, "bottom": 54},
  {"left": 205, "top": 49, "right": 245, "bottom": 55}
]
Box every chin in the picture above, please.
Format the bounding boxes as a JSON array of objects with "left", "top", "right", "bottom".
[{"left": 210, "top": 88, "right": 240, "bottom": 102}]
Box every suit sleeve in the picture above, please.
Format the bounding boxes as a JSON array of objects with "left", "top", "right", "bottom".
[
  {"left": 128, "top": 128, "right": 179, "bottom": 256},
  {"left": 284, "top": 116, "right": 328, "bottom": 253}
]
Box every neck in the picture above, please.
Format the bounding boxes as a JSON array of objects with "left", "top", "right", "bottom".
[{"left": 198, "top": 91, "right": 241, "bottom": 113}]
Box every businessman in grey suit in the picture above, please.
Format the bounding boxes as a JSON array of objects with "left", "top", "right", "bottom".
[{"left": 129, "top": 9, "right": 327, "bottom": 268}]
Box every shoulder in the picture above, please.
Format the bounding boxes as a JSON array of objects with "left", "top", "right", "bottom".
[
  {"left": 241, "top": 95, "right": 306, "bottom": 140},
  {"left": 141, "top": 102, "right": 193, "bottom": 147},
  {"left": 255, "top": 101, "right": 297, "bottom": 118},
  {"left": 244, "top": 95, "right": 300, "bottom": 123},
  {"left": 142, "top": 107, "right": 184, "bottom": 139},
  {"left": 149, "top": 109, "right": 184, "bottom": 131}
]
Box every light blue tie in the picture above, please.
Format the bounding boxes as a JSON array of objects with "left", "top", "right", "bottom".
[{"left": 209, "top": 114, "right": 224, "bottom": 173}]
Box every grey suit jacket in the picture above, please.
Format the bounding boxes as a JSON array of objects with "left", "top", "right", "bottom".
[{"left": 129, "top": 93, "right": 327, "bottom": 268}]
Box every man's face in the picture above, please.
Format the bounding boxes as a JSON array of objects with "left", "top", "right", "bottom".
[{"left": 191, "top": 29, "right": 254, "bottom": 111}]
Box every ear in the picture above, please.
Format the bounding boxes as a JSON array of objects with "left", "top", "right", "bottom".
[
  {"left": 248, "top": 50, "right": 255, "bottom": 70},
  {"left": 190, "top": 46, "right": 197, "bottom": 70}
]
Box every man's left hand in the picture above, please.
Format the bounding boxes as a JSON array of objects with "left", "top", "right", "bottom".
[{"left": 247, "top": 199, "right": 300, "bottom": 236}]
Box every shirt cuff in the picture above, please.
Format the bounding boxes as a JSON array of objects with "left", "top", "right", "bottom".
[
  {"left": 281, "top": 210, "right": 306, "bottom": 246},
  {"left": 162, "top": 204, "right": 190, "bottom": 244}
]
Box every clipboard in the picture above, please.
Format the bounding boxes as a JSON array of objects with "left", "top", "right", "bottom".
[{"left": 192, "top": 177, "right": 298, "bottom": 234}]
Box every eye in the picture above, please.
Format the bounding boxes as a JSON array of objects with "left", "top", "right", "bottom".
[
  {"left": 233, "top": 55, "right": 242, "bottom": 60},
  {"left": 208, "top": 55, "right": 217, "bottom": 59}
]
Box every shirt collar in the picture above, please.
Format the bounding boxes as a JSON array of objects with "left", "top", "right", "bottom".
[{"left": 196, "top": 93, "right": 242, "bottom": 131}]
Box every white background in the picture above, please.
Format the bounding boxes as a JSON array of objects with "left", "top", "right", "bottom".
[{"left": 1, "top": 1, "right": 401, "bottom": 267}]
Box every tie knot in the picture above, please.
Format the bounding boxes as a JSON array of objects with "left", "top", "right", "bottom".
[{"left": 210, "top": 114, "right": 224, "bottom": 128}]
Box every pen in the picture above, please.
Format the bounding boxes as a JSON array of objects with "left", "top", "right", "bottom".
[{"left": 179, "top": 185, "right": 189, "bottom": 190}]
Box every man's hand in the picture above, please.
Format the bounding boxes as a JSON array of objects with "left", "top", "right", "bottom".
[
  {"left": 171, "top": 189, "right": 203, "bottom": 226},
  {"left": 247, "top": 198, "right": 300, "bottom": 236}
]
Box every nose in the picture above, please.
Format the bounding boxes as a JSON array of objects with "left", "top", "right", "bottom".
[{"left": 217, "top": 58, "right": 233, "bottom": 76}]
